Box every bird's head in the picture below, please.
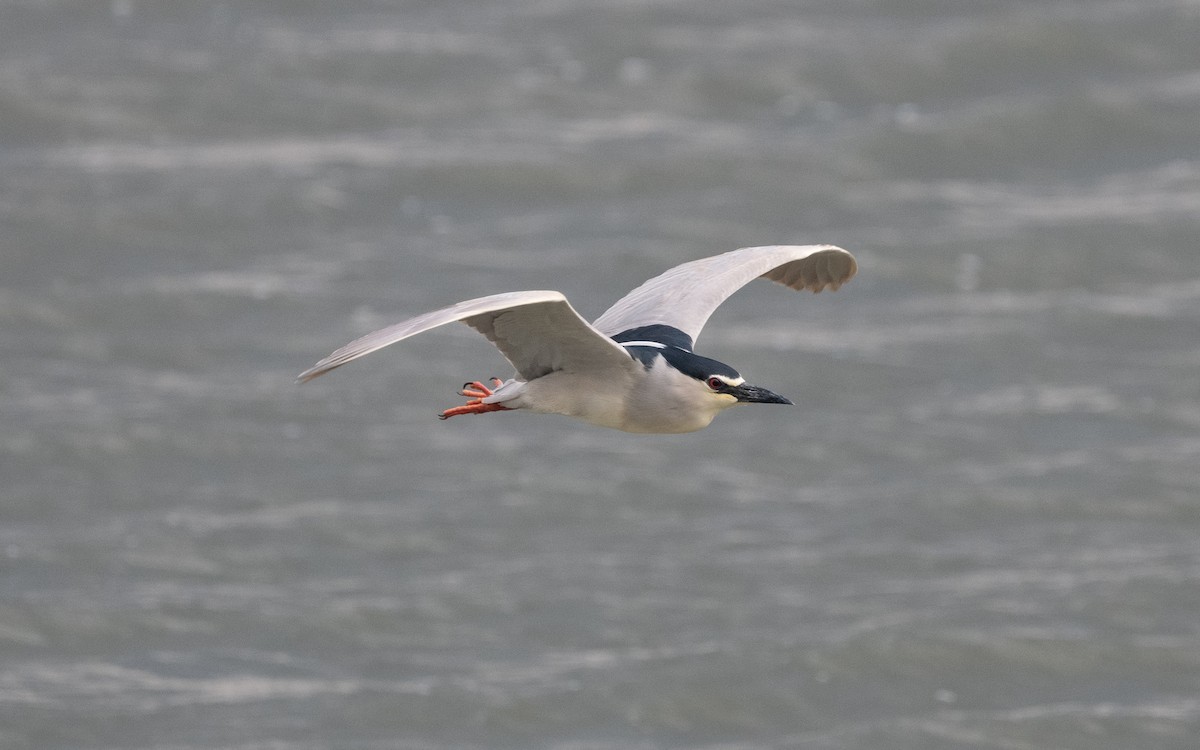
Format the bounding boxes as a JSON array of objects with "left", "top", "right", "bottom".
[
  {"left": 701, "top": 372, "right": 793, "bottom": 406},
  {"left": 658, "top": 347, "right": 792, "bottom": 408}
]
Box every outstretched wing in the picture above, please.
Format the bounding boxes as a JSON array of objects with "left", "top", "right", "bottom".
[
  {"left": 591, "top": 245, "right": 857, "bottom": 343},
  {"left": 298, "top": 290, "right": 634, "bottom": 383}
]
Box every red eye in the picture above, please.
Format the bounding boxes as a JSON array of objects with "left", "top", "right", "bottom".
[{"left": 707, "top": 377, "right": 723, "bottom": 390}]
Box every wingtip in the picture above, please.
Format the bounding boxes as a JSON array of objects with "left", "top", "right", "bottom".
[
  {"left": 811, "top": 245, "right": 857, "bottom": 292},
  {"left": 295, "top": 365, "right": 326, "bottom": 384}
]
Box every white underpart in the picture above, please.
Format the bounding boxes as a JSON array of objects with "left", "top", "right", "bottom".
[{"left": 620, "top": 356, "right": 741, "bottom": 433}]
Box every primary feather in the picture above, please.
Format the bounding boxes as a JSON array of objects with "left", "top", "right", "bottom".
[
  {"left": 591, "top": 244, "right": 856, "bottom": 342},
  {"left": 296, "top": 290, "right": 631, "bottom": 383}
]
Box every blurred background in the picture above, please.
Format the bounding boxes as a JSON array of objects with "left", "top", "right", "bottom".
[{"left": 2, "top": 1, "right": 1199, "bottom": 748}]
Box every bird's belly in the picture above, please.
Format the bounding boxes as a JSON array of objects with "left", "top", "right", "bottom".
[
  {"left": 614, "top": 406, "right": 715, "bottom": 434},
  {"left": 516, "top": 371, "right": 721, "bottom": 433},
  {"left": 515, "top": 373, "right": 630, "bottom": 430},
  {"left": 516, "top": 373, "right": 707, "bottom": 433}
]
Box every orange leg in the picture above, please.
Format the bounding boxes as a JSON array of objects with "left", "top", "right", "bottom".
[{"left": 438, "top": 378, "right": 512, "bottom": 420}]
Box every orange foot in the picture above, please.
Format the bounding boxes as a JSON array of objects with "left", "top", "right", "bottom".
[{"left": 438, "top": 378, "right": 512, "bottom": 420}]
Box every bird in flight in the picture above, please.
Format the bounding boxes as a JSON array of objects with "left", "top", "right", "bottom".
[{"left": 299, "top": 244, "right": 857, "bottom": 433}]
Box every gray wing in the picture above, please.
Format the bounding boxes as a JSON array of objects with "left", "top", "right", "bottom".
[
  {"left": 591, "top": 245, "right": 857, "bottom": 343},
  {"left": 297, "top": 290, "right": 635, "bottom": 383}
]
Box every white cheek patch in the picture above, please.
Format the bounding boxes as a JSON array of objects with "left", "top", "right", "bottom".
[{"left": 709, "top": 374, "right": 745, "bottom": 387}]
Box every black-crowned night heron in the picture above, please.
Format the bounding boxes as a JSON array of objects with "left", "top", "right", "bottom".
[{"left": 299, "top": 244, "right": 857, "bottom": 433}]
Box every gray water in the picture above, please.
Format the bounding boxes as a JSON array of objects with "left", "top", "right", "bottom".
[{"left": 3, "top": 2, "right": 1200, "bottom": 749}]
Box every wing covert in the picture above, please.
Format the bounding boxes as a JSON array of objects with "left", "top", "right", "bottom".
[
  {"left": 591, "top": 245, "right": 856, "bottom": 343},
  {"left": 463, "top": 297, "right": 634, "bottom": 380},
  {"left": 298, "top": 290, "right": 633, "bottom": 383}
]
